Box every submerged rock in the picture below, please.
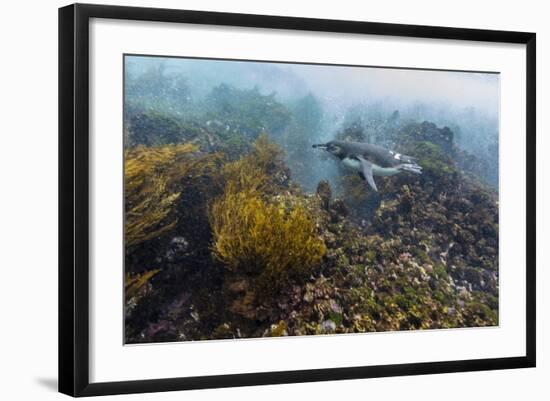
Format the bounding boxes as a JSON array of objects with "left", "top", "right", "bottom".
[
  {"left": 316, "top": 180, "right": 332, "bottom": 210},
  {"left": 320, "top": 320, "right": 337, "bottom": 334}
]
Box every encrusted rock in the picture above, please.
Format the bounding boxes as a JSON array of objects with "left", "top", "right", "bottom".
[
  {"left": 320, "top": 320, "right": 337, "bottom": 334},
  {"left": 316, "top": 180, "right": 332, "bottom": 211}
]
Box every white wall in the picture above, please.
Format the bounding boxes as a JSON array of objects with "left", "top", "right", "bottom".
[{"left": 0, "top": 0, "right": 546, "bottom": 399}]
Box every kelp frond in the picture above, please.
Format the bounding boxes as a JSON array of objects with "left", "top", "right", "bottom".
[
  {"left": 125, "top": 143, "right": 220, "bottom": 247},
  {"left": 211, "top": 134, "right": 325, "bottom": 283},
  {"left": 220, "top": 132, "right": 284, "bottom": 194},
  {"left": 210, "top": 190, "right": 326, "bottom": 282},
  {"left": 125, "top": 269, "right": 161, "bottom": 299}
]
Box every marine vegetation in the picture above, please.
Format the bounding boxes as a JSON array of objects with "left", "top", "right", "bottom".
[
  {"left": 210, "top": 134, "right": 326, "bottom": 304},
  {"left": 218, "top": 133, "right": 286, "bottom": 194},
  {"left": 123, "top": 56, "right": 500, "bottom": 343},
  {"left": 204, "top": 84, "right": 292, "bottom": 141},
  {"left": 210, "top": 190, "right": 326, "bottom": 286},
  {"left": 125, "top": 143, "right": 194, "bottom": 248},
  {"left": 124, "top": 143, "right": 222, "bottom": 248}
]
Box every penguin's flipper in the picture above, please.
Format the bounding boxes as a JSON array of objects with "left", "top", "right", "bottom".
[{"left": 357, "top": 156, "right": 378, "bottom": 192}]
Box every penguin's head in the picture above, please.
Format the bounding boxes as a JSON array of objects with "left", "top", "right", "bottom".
[{"left": 312, "top": 141, "right": 345, "bottom": 158}]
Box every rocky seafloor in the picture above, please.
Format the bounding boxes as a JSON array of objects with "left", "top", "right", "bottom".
[{"left": 124, "top": 114, "right": 498, "bottom": 343}]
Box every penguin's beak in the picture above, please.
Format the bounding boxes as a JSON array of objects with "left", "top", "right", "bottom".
[{"left": 312, "top": 143, "right": 328, "bottom": 150}]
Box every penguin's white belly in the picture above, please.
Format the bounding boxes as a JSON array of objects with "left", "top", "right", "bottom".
[
  {"left": 373, "top": 165, "right": 401, "bottom": 176},
  {"left": 342, "top": 157, "right": 400, "bottom": 176},
  {"left": 341, "top": 157, "right": 362, "bottom": 171}
]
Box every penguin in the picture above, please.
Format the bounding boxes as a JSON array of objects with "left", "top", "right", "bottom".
[{"left": 312, "top": 140, "right": 422, "bottom": 191}]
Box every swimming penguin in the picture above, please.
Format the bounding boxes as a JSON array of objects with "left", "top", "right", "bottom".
[{"left": 312, "top": 140, "right": 422, "bottom": 191}]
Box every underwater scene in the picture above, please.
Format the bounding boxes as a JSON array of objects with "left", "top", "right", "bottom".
[{"left": 124, "top": 55, "right": 499, "bottom": 343}]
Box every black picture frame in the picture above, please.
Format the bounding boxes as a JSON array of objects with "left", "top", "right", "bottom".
[{"left": 59, "top": 3, "right": 536, "bottom": 397}]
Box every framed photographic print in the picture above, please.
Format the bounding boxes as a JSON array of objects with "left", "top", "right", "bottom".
[{"left": 58, "top": 3, "right": 536, "bottom": 397}]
